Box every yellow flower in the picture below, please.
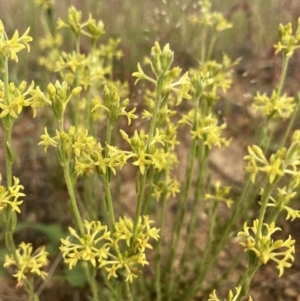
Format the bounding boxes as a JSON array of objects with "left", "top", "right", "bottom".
[
  {"left": 0, "top": 176, "right": 24, "bottom": 213},
  {"left": 208, "top": 286, "right": 253, "bottom": 301},
  {"left": 60, "top": 220, "right": 112, "bottom": 269},
  {"left": 0, "top": 21, "right": 32, "bottom": 62},
  {"left": 4, "top": 242, "right": 48, "bottom": 287},
  {"left": 238, "top": 220, "right": 295, "bottom": 277}
]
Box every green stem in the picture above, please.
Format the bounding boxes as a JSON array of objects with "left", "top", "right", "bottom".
[
  {"left": 180, "top": 145, "right": 208, "bottom": 268},
  {"left": 103, "top": 123, "right": 116, "bottom": 231},
  {"left": 5, "top": 230, "right": 20, "bottom": 266},
  {"left": 190, "top": 177, "right": 257, "bottom": 295},
  {"left": 103, "top": 175, "right": 116, "bottom": 231},
  {"left": 237, "top": 255, "right": 260, "bottom": 301},
  {"left": 100, "top": 270, "right": 120, "bottom": 300},
  {"left": 143, "top": 166, "right": 156, "bottom": 214},
  {"left": 85, "top": 263, "right": 99, "bottom": 301},
  {"left": 277, "top": 55, "right": 289, "bottom": 96},
  {"left": 3, "top": 57, "right": 13, "bottom": 187},
  {"left": 125, "top": 281, "right": 133, "bottom": 301},
  {"left": 2, "top": 56, "right": 22, "bottom": 271},
  {"left": 155, "top": 170, "right": 169, "bottom": 301},
  {"left": 131, "top": 74, "right": 164, "bottom": 243},
  {"left": 166, "top": 139, "right": 197, "bottom": 300},
  {"left": 201, "top": 27, "right": 207, "bottom": 62},
  {"left": 260, "top": 116, "right": 273, "bottom": 152},
  {"left": 166, "top": 96, "right": 200, "bottom": 300},
  {"left": 24, "top": 278, "right": 39, "bottom": 301},
  {"left": 86, "top": 88, "right": 92, "bottom": 132},
  {"left": 188, "top": 201, "right": 219, "bottom": 299},
  {"left": 255, "top": 183, "right": 274, "bottom": 242},
  {"left": 207, "top": 34, "right": 217, "bottom": 60},
  {"left": 73, "top": 37, "right": 81, "bottom": 130},
  {"left": 62, "top": 159, "right": 84, "bottom": 235}
]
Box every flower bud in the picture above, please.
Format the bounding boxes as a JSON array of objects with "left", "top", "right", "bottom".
[
  {"left": 18, "top": 81, "right": 27, "bottom": 93},
  {"left": 47, "top": 83, "right": 56, "bottom": 99}
]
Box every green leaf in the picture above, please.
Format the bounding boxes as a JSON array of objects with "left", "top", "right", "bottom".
[
  {"left": 64, "top": 263, "right": 87, "bottom": 288},
  {"left": 15, "top": 222, "right": 64, "bottom": 250}
]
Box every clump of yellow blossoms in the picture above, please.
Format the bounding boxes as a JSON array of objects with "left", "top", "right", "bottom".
[
  {"left": 4, "top": 242, "right": 49, "bottom": 287},
  {"left": 60, "top": 216, "right": 160, "bottom": 283}
]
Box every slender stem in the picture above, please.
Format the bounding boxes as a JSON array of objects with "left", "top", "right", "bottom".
[
  {"left": 100, "top": 270, "right": 120, "bottom": 301},
  {"left": 24, "top": 278, "right": 39, "bottom": 301},
  {"left": 277, "top": 56, "right": 289, "bottom": 96},
  {"left": 143, "top": 166, "right": 156, "bottom": 214},
  {"left": 103, "top": 123, "right": 116, "bottom": 231},
  {"left": 131, "top": 75, "right": 163, "bottom": 243},
  {"left": 259, "top": 56, "right": 289, "bottom": 152},
  {"left": 2, "top": 56, "right": 22, "bottom": 270},
  {"left": 207, "top": 34, "right": 217, "bottom": 60},
  {"left": 85, "top": 263, "right": 99, "bottom": 301},
  {"left": 125, "top": 281, "right": 133, "bottom": 301},
  {"left": 180, "top": 145, "right": 208, "bottom": 267},
  {"left": 2, "top": 55, "right": 38, "bottom": 300},
  {"left": 62, "top": 159, "right": 84, "bottom": 235},
  {"left": 3, "top": 57, "right": 13, "bottom": 187},
  {"left": 237, "top": 256, "right": 260, "bottom": 301},
  {"left": 189, "top": 177, "right": 256, "bottom": 295},
  {"left": 73, "top": 37, "right": 81, "bottom": 130},
  {"left": 188, "top": 201, "right": 219, "bottom": 299},
  {"left": 201, "top": 27, "right": 207, "bottom": 62},
  {"left": 255, "top": 183, "right": 274, "bottom": 242},
  {"left": 166, "top": 96, "right": 200, "bottom": 300},
  {"left": 155, "top": 168, "right": 169, "bottom": 301},
  {"left": 131, "top": 166, "right": 148, "bottom": 242},
  {"left": 103, "top": 175, "right": 116, "bottom": 231},
  {"left": 166, "top": 139, "right": 197, "bottom": 300},
  {"left": 86, "top": 88, "right": 92, "bottom": 132},
  {"left": 260, "top": 116, "right": 273, "bottom": 152},
  {"left": 6, "top": 229, "right": 20, "bottom": 266}
]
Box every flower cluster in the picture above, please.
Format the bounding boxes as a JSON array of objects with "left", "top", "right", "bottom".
[
  {"left": 60, "top": 216, "right": 160, "bottom": 283},
  {"left": 39, "top": 81, "right": 136, "bottom": 176},
  {"left": 4, "top": 242, "right": 49, "bottom": 287},
  {"left": 120, "top": 129, "right": 166, "bottom": 175},
  {"left": 132, "top": 42, "right": 191, "bottom": 106},
  {"left": 151, "top": 176, "right": 180, "bottom": 202},
  {"left": 39, "top": 6, "right": 122, "bottom": 95},
  {"left": 47, "top": 80, "right": 82, "bottom": 122},
  {"left": 57, "top": 6, "right": 105, "bottom": 41},
  {"left": 39, "top": 126, "right": 131, "bottom": 176},
  {"left": 0, "top": 176, "right": 24, "bottom": 213},
  {"left": 92, "top": 85, "right": 137, "bottom": 127},
  {"left": 208, "top": 286, "right": 252, "bottom": 301},
  {"left": 0, "top": 20, "right": 32, "bottom": 63},
  {"left": 189, "top": 0, "right": 232, "bottom": 33},
  {"left": 35, "top": 0, "right": 55, "bottom": 9},
  {"left": 0, "top": 81, "right": 49, "bottom": 119},
  {"left": 266, "top": 186, "right": 300, "bottom": 221},
  {"left": 238, "top": 220, "right": 295, "bottom": 277},
  {"left": 274, "top": 18, "right": 300, "bottom": 58},
  {"left": 253, "top": 89, "right": 295, "bottom": 119},
  {"left": 180, "top": 109, "right": 230, "bottom": 149},
  {"left": 244, "top": 145, "right": 285, "bottom": 184},
  {"left": 189, "top": 55, "right": 237, "bottom": 105},
  {"left": 60, "top": 220, "right": 112, "bottom": 269},
  {"left": 101, "top": 215, "right": 160, "bottom": 282},
  {"left": 204, "top": 181, "right": 234, "bottom": 208},
  {"left": 244, "top": 130, "right": 300, "bottom": 185}
]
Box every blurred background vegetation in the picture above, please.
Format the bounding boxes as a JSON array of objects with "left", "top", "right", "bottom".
[{"left": 1, "top": 0, "right": 300, "bottom": 88}]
